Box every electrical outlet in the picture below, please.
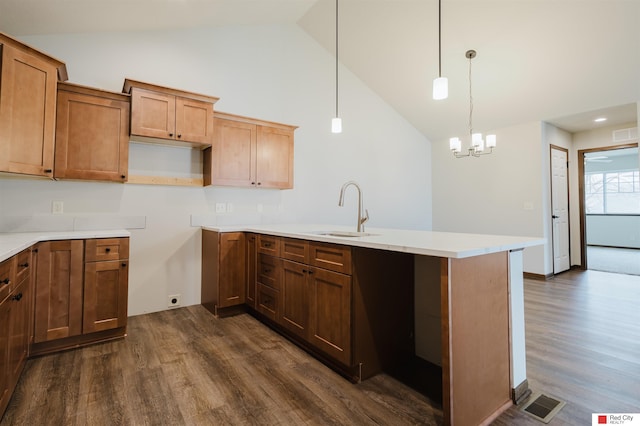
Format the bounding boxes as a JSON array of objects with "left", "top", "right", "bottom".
[
  {"left": 52, "top": 201, "right": 64, "bottom": 214},
  {"left": 215, "top": 203, "right": 226, "bottom": 214},
  {"left": 168, "top": 294, "right": 181, "bottom": 308}
]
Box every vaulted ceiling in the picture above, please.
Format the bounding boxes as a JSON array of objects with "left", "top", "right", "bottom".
[{"left": 2, "top": 0, "right": 638, "bottom": 142}]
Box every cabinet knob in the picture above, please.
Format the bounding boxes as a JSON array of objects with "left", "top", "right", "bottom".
[
  {"left": 264, "top": 243, "right": 271, "bottom": 247},
  {"left": 257, "top": 182, "right": 262, "bottom": 186},
  {"left": 177, "top": 134, "right": 182, "bottom": 138},
  {"left": 251, "top": 182, "right": 256, "bottom": 185},
  {"left": 169, "top": 133, "right": 174, "bottom": 137},
  {"left": 19, "top": 262, "right": 29, "bottom": 268},
  {"left": 105, "top": 248, "right": 111, "bottom": 253},
  {"left": 1, "top": 278, "right": 9, "bottom": 285},
  {"left": 121, "top": 175, "right": 126, "bottom": 179},
  {"left": 122, "top": 263, "right": 127, "bottom": 267},
  {"left": 11, "top": 293, "right": 22, "bottom": 301},
  {"left": 263, "top": 268, "right": 271, "bottom": 273}
]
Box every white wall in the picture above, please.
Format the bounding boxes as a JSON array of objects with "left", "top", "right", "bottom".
[
  {"left": 431, "top": 121, "right": 548, "bottom": 275},
  {"left": 0, "top": 25, "right": 431, "bottom": 315}
]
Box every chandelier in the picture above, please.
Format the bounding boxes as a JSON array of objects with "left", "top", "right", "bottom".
[{"left": 449, "top": 50, "right": 496, "bottom": 158}]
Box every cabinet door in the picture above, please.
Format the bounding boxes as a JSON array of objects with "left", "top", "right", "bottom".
[
  {"left": 175, "top": 97, "right": 214, "bottom": 145},
  {"left": 130, "top": 88, "right": 176, "bottom": 140},
  {"left": 0, "top": 44, "right": 57, "bottom": 177},
  {"left": 8, "top": 278, "right": 30, "bottom": 389},
  {"left": 54, "top": 89, "right": 129, "bottom": 182},
  {"left": 246, "top": 234, "right": 257, "bottom": 309},
  {"left": 0, "top": 298, "right": 12, "bottom": 415},
  {"left": 280, "top": 260, "right": 308, "bottom": 339},
  {"left": 218, "top": 233, "right": 246, "bottom": 308},
  {"left": 256, "top": 125, "right": 294, "bottom": 189},
  {"left": 308, "top": 267, "right": 352, "bottom": 365},
  {"left": 34, "top": 240, "right": 84, "bottom": 342},
  {"left": 83, "top": 260, "right": 128, "bottom": 333},
  {"left": 211, "top": 118, "right": 257, "bottom": 187}
]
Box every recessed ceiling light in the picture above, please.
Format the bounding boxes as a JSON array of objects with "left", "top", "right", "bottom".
[{"left": 594, "top": 117, "right": 607, "bottom": 122}]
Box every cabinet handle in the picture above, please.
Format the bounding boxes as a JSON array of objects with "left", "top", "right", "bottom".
[
  {"left": 308, "top": 270, "right": 314, "bottom": 275},
  {"left": 251, "top": 182, "right": 256, "bottom": 185},
  {"left": 19, "top": 262, "right": 29, "bottom": 268},
  {"left": 11, "top": 293, "right": 22, "bottom": 301},
  {"left": 44, "top": 169, "right": 52, "bottom": 173},
  {"left": 264, "top": 243, "right": 271, "bottom": 247},
  {"left": 1, "top": 279, "right": 9, "bottom": 285}
]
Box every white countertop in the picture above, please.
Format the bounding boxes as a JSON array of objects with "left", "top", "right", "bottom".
[
  {"left": 202, "top": 224, "right": 544, "bottom": 259},
  {"left": 0, "top": 230, "right": 131, "bottom": 263}
]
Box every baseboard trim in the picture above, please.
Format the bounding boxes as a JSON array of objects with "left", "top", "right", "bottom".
[
  {"left": 512, "top": 379, "right": 532, "bottom": 405},
  {"left": 523, "top": 272, "right": 553, "bottom": 281}
]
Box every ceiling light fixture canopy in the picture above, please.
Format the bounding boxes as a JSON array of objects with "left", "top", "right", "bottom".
[
  {"left": 432, "top": 0, "right": 448, "bottom": 100},
  {"left": 331, "top": 0, "right": 342, "bottom": 133},
  {"left": 450, "top": 50, "right": 496, "bottom": 158}
]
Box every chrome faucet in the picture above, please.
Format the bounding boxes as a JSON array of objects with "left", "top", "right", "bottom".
[{"left": 338, "top": 181, "right": 369, "bottom": 232}]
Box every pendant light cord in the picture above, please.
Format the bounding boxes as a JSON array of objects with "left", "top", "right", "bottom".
[
  {"left": 335, "top": 0, "right": 339, "bottom": 117},
  {"left": 468, "top": 53, "right": 474, "bottom": 136},
  {"left": 438, "top": 0, "right": 442, "bottom": 78}
]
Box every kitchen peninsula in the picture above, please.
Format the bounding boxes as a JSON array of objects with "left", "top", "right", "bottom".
[{"left": 201, "top": 224, "right": 544, "bottom": 426}]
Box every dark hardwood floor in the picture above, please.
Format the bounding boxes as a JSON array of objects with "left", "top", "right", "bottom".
[{"left": 2, "top": 269, "right": 638, "bottom": 425}]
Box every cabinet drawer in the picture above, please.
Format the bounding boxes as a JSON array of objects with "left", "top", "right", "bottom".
[
  {"left": 257, "top": 235, "right": 281, "bottom": 257},
  {"left": 256, "top": 283, "right": 279, "bottom": 322},
  {"left": 257, "top": 254, "right": 280, "bottom": 290},
  {"left": 0, "top": 258, "right": 13, "bottom": 303},
  {"left": 85, "top": 238, "right": 130, "bottom": 262},
  {"left": 310, "top": 242, "right": 352, "bottom": 275},
  {"left": 281, "top": 238, "right": 309, "bottom": 264},
  {"left": 14, "top": 248, "right": 31, "bottom": 285}
]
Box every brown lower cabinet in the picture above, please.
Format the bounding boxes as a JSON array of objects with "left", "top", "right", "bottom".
[
  {"left": 32, "top": 237, "right": 129, "bottom": 356},
  {"left": 0, "top": 248, "right": 33, "bottom": 416},
  {"left": 202, "top": 231, "right": 415, "bottom": 382},
  {"left": 201, "top": 230, "right": 246, "bottom": 316}
]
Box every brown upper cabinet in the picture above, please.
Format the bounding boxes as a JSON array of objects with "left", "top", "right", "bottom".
[
  {"left": 55, "top": 82, "right": 130, "bottom": 182},
  {"left": 0, "top": 32, "right": 68, "bottom": 178},
  {"left": 123, "top": 79, "right": 218, "bottom": 147},
  {"left": 204, "top": 111, "right": 296, "bottom": 189}
]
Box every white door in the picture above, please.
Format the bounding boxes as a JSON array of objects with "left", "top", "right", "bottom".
[{"left": 551, "top": 147, "right": 570, "bottom": 273}]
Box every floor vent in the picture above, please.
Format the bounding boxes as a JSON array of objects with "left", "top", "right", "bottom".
[{"left": 521, "top": 392, "right": 566, "bottom": 423}]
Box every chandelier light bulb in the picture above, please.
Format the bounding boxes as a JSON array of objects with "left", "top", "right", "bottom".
[
  {"left": 433, "top": 77, "right": 448, "bottom": 100},
  {"left": 331, "top": 117, "right": 342, "bottom": 133}
]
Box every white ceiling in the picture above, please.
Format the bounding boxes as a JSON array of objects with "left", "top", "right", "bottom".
[{"left": 1, "top": 0, "right": 639, "bottom": 142}]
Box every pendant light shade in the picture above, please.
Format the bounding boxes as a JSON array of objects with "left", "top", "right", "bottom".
[
  {"left": 331, "top": 117, "right": 342, "bottom": 133},
  {"left": 331, "top": 0, "right": 342, "bottom": 133},
  {"left": 432, "top": 0, "right": 448, "bottom": 100},
  {"left": 433, "top": 76, "right": 448, "bottom": 100}
]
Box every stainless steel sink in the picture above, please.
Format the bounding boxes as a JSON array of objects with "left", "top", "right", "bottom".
[{"left": 313, "top": 231, "right": 378, "bottom": 238}]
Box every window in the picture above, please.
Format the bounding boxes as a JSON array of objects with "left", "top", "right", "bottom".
[{"left": 585, "top": 170, "right": 640, "bottom": 214}]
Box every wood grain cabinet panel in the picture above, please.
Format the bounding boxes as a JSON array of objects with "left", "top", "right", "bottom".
[
  {"left": 205, "top": 112, "right": 296, "bottom": 189},
  {"left": 124, "top": 79, "right": 217, "bottom": 147},
  {"left": 0, "top": 34, "right": 66, "bottom": 178},
  {"left": 280, "top": 260, "right": 309, "bottom": 339},
  {"left": 245, "top": 234, "right": 257, "bottom": 309},
  {"left": 0, "top": 247, "right": 32, "bottom": 417},
  {"left": 54, "top": 82, "right": 130, "bottom": 182},
  {"left": 83, "top": 260, "right": 128, "bottom": 334},
  {"left": 201, "top": 230, "right": 246, "bottom": 316},
  {"left": 34, "top": 240, "right": 84, "bottom": 343}
]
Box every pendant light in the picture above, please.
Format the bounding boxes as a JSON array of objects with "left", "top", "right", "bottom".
[
  {"left": 331, "top": 0, "right": 342, "bottom": 133},
  {"left": 432, "top": 0, "right": 448, "bottom": 100},
  {"left": 449, "top": 50, "right": 496, "bottom": 158}
]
